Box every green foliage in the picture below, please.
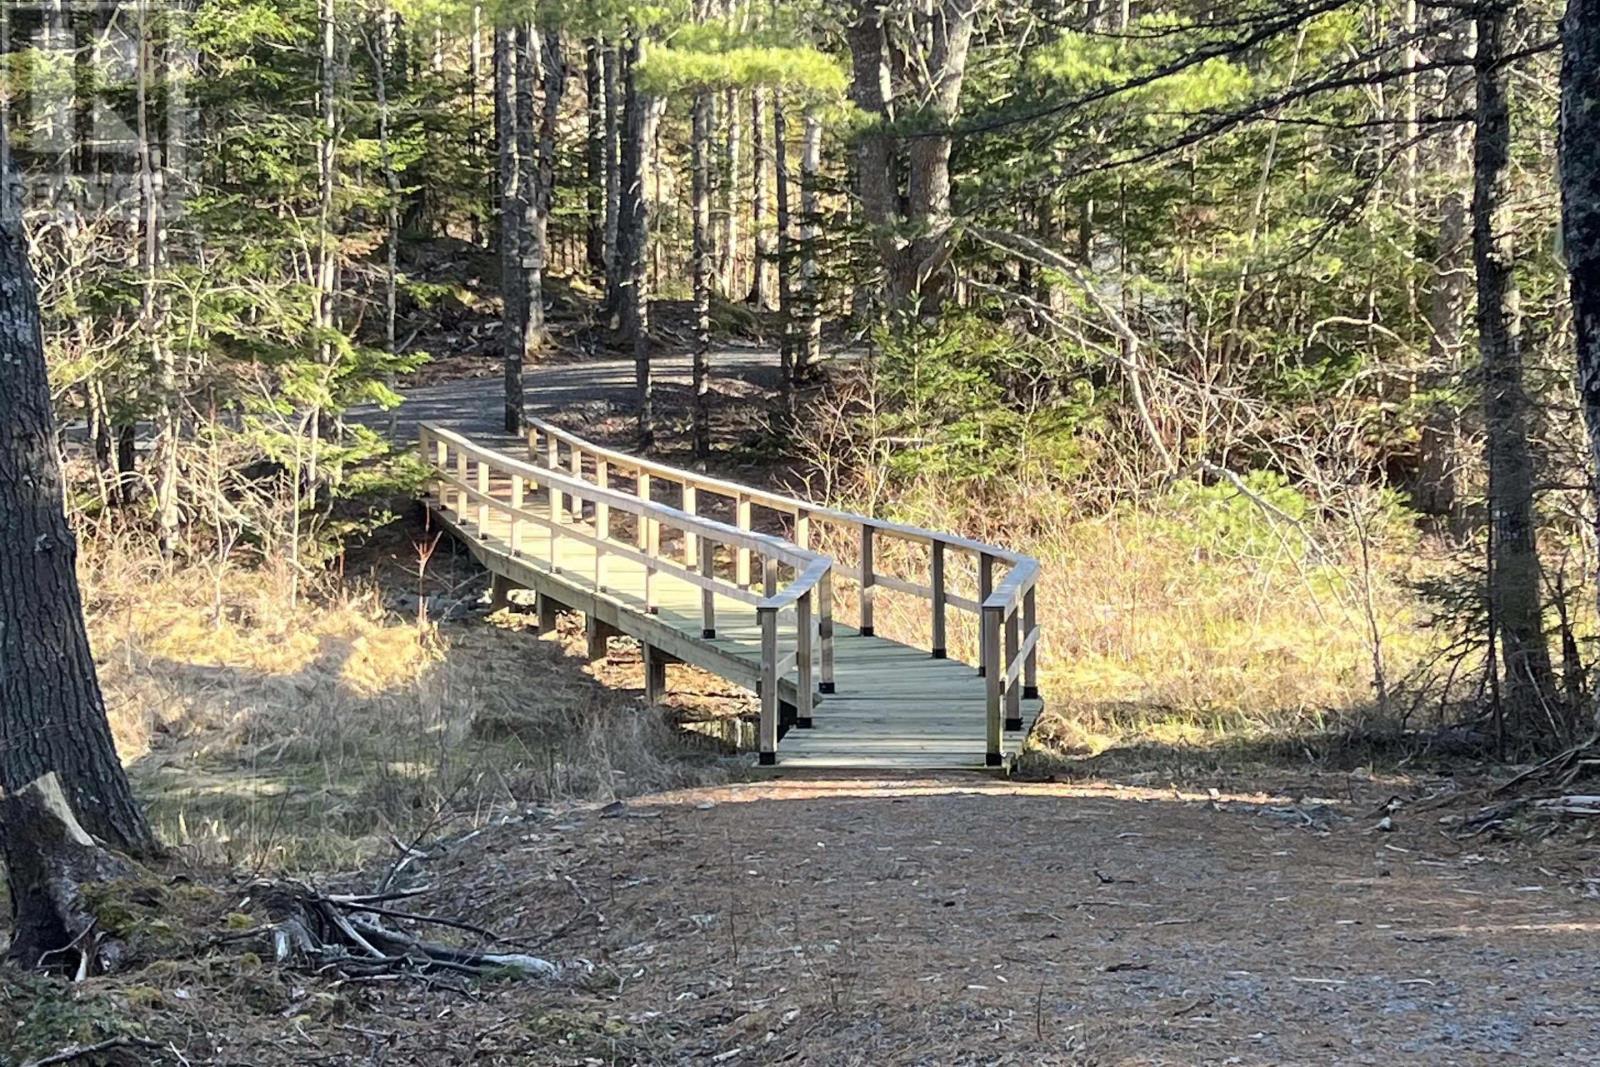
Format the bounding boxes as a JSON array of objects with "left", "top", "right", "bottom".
[{"left": 868, "top": 314, "right": 1097, "bottom": 484}]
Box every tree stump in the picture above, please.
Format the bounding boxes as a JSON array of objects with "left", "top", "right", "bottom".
[{"left": 0, "top": 773, "right": 136, "bottom": 974}]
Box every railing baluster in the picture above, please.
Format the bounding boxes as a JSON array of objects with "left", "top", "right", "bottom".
[
  {"left": 701, "top": 541, "right": 716, "bottom": 638},
  {"left": 636, "top": 471, "right": 651, "bottom": 550},
  {"left": 983, "top": 605, "right": 1003, "bottom": 767},
  {"left": 683, "top": 485, "right": 698, "bottom": 567},
  {"left": 454, "top": 448, "right": 468, "bottom": 517},
  {"left": 475, "top": 458, "right": 489, "bottom": 530},
  {"left": 595, "top": 459, "right": 609, "bottom": 591},
  {"left": 570, "top": 444, "right": 583, "bottom": 523},
  {"left": 860, "top": 525, "right": 876, "bottom": 637},
  {"left": 796, "top": 589, "right": 813, "bottom": 728},
  {"left": 1023, "top": 584, "right": 1039, "bottom": 700},
  {"left": 818, "top": 567, "right": 835, "bottom": 694},
  {"left": 1005, "top": 606, "right": 1021, "bottom": 731},
  {"left": 735, "top": 495, "right": 752, "bottom": 587},
  {"left": 758, "top": 605, "right": 778, "bottom": 765},
  {"left": 510, "top": 474, "right": 524, "bottom": 554},
  {"left": 976, "top": 552, "right": 995, "bottom": 675},
  {"left": 931, "top": 540, "right": 947, "bottom": 659},
  {"left": 795, "top": 508, "right": 811, "bottom": 552}
]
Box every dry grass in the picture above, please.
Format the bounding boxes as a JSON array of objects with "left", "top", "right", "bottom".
[
  {"left": 80, "top": 531, "right": 732, "bottom": 874},
  {"left": 803, "top": 470, "right": 1443, "bottom": 759}
]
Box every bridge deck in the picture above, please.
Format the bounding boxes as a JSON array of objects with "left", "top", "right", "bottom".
[{"left": 421, "top": 423, "right": 1043, "bottom": 771}]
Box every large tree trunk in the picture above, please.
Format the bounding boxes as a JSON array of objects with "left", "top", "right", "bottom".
[
  {"left": 720, "top": 85, "right": 742, "bottom": 298},
  {"left": 847, "top": 0, "right": 976, "bottom": 320},
  {"left": 602, "top": 43, "right": 622, "bottom": 310},
  {"left": 1475, "top": 2, "right": 1555, "bottom": 713},
  {"left": 0, "top": 169, "right": 155, "bottom": 856},
  {"left": 495, "top": 26, "right": 522, "bottom": 433},
  {"left": 1, "top": 775, "right": 138, "bottom": 973},
  {"left": 692, "top": 90, "right": 713, "bottom": 458},
  {"left": 1561, "top": 0, "right": 1600, "bottom": 714}
]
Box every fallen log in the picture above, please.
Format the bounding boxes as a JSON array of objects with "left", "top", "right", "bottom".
[{"left": 0, "top": 773, "right": 138, "bottom": 975}]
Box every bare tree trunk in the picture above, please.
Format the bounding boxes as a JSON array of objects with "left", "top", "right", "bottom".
[
  {"left": 309, "top": 0, "right": 338, "bottom": 491},
  {"left": 1561, "top": 0, "right": 1600, "bottom": 717},
  {"left": 614, "top": 36, "right": 659, "bottom": 444},
  {"left": 515, "top": 26, "right": 539, "bottom": 361},
  {"left": 0, "top": 160, "right": 156, "bottom": 855},
  {"left": 495, "top": 26, "right": 522, "bottom": 433},
  {"left": 798, "top": 110, "right": 823, "bottom": 381},
  {"left": 470, "top": 4, "right": 483, "bottom": 247},
  {"left": 602, "top": 43, "right": 621, "bottom": 309},
  {"left": 137, "top": 0, "right": 177, "bottom": 556},
  {"left": 1475, "top": 1, "right": 1555, "bottom": 713},
  {"left": 720, "top": 85, "right": 742, "bottom": 297},
  {"left": 692, "top": 90, "right": 713, "bottom": 457},
  {"left": 774, "top": 90, "right": 793, "bottom": 408},
  {"left": 746, "top": 88, "right": 774, "bottom": 309},
  {"left": 373, "top": 11, "right": 400, "bottom": 422},
  {"left": 584, "top": 38, "right": 607, "bottom": 282}
]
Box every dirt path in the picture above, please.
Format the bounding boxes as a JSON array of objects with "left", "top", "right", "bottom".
[{"left": 282, "top": 774, "right": 1599, "bottom": 1066}]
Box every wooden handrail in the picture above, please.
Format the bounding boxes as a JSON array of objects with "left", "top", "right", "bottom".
[
  {"left": 420, "top": 423, "right": 836, "bottom": 762},
  {"left": 522, "top": 413, "right": 1043, "bottom": 766}
]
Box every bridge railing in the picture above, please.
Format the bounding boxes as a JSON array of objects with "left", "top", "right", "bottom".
[
  {"left": 525, "top": 414, "right": 1042, "bottom": 765},
  {"left": 420, "top": 422, "right": 832, "bottom": 764}
]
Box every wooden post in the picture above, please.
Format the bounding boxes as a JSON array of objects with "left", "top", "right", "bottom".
[
  {"left": 643, "top": 643, "right": 667, "bottom": 705},
  {"left": 795, "top": 589, "right": 813, "bottom": 727},
  {"left": 510, "top": 474, "right": 525, "bottom": 553},
  {"left": 585, "top": 615, "right": 612, "bottom": 664},
  {"left": 1023, "top": 584, "right": 1039, "bottom": 700},
  {"left": 636, "top": 472, "right": 652, "bottom": 550},
  {"left": 818, "top": 567, "right": 835, "bottom": 693},
  {"left": 763, "top": 555, "right": 778, "bottom": 598},
  {"left": 983, "top": 605, "right": 1003, "bottom": 766},
  {"left": 700, "top": 543, "right": 716, "bottom": 637},
  {"left": 976, "top": 552, "right": 995, "bottom": 675},
  {"left": 454, "top": 449, "right": 468, "bottom": 516},
  {"left": 758, "top": 605, "right": 778, "bottom": 765},
  {"left": 595, "top": 460, "right": 610, "bottom": 591},
  {"left": 795, "top": 508, "right": 811, "bottom": 552},
  {"left": 569, "top": 445, "right": 584, "bottom": 522},
  {"left": 475, "top": 458, "right": 490, "bottom": 530},
  {"left": 547, "top": 432, "right": 563, "bottom": 521},
  {"left": 860, "top": 525, "right": 876, "bottom": 637},
  {"left": 644, "top": 502, "right": 660, "bottom": 614},
  {"left": 735, "top": 495, "right": 752, "bottom": 586},
  {"left": 548, "top": 472, "right": 562, "bottom": 574},
  {"left": 489, "top": 573, "right": 513, "bottom": 612},
  {"left": 683, "top": 484, "right": 698, "bottom": 567},
  {"left": 1004, "top": 606, "right": 1022, "bottom": 731},
  {"left": 930, "top": 540, "right": 947, "bottom": 659},
  {"left": 537, "top": 592, "right": 559, "bottom": 636}
]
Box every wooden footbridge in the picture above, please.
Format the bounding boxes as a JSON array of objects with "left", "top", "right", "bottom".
[{"left": 419, "top": 418, "right": 1043, "bottom": 770}]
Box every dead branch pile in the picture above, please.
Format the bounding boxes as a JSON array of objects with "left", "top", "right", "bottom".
[{"left": 247, "top": 880, "right": 560, "bottom": 980}]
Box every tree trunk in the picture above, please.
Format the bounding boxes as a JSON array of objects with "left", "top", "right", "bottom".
[
  {"left": 374, "top": 11, "right": 400, "bottom": 427},
  {"left": 602, "top": 43, "right": 622, "bottom": 310},
  {"left": 310, "top": 0, "right": 338, "bottom": 490},
  {"left": 614, "top": 36, "right": 659, "bottom": 444},
  {"left": 1561, "top": 0, "right": 1600, "bottom": 715},
  {"left": 515, "top": 26, "right": 540, "bottom": 362},
  {"left": 1, "top": 774, "right": 138, "bottom": 973},
  {"left": 774, "top": 90, "right": 793, "bottom": 408},
  {"left": 847, "top": 0, "right": 976, "bottom": 320},
  {"left": 746, "top": 88, "right": 774, "bottom": 309},
  {"left": 720, "top": 85, "right": 742, "bottom": 298},
  {"left": 584, "top": 38, "right": 607, "bottom": 282},
  {"left": 0, "top": 172, "right": 156, "bottom": 855},
  {"left": 495, "top": 26, "right": 522, "bottom": 433},
  {"left": 798, "top": 110, "right": 823, "bottom": 381},
  {"left": 692, "top": 90, "right": 713, "bottom": 458},
  {"left": 137, "top": 0, "right": 177, "bottom": 558},
  {"left": 1475, "top": 2, "right": 1555, "bottom": 713}
]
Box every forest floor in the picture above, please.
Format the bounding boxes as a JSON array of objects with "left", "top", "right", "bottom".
[{"left": 9, "top": 767, "right": 1600, "bottom": 1065}]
